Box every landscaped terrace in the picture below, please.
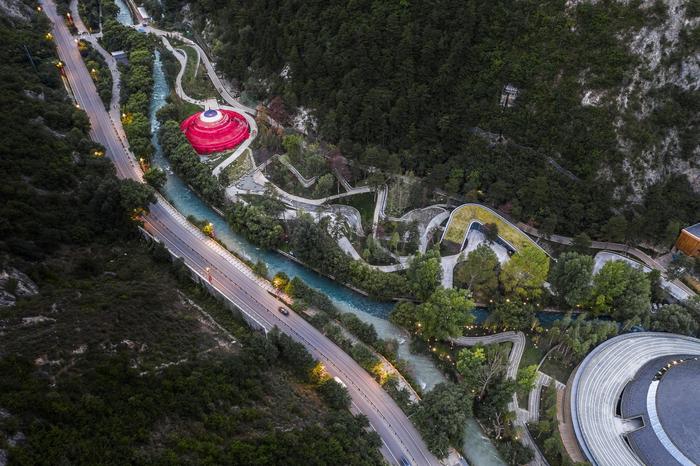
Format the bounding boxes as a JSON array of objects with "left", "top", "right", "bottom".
[{"left": 442, "top": 204, "right": 540, "bottom": 252}]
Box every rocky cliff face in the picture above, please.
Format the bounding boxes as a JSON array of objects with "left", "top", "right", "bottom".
[
  {"left": 0, "top": 0, "right": 32, "bottom": 23},
  {"left": 0, "top": 268, "right": 39, "bottom": 307},
  {"left": 614, "top": 0, "right": 699, "bottom": 200}
]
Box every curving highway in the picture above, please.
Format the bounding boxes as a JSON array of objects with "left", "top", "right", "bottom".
[
  {"left": 569, "top": 332, "right": 700, "bottom": 466},
  {"left": 42, "top": 1, "right": 440, "bottom": 464}
]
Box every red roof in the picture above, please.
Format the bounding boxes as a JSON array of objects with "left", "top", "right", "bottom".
[{"left": 180, "top": 109, "right": 250, "bottom": 155}]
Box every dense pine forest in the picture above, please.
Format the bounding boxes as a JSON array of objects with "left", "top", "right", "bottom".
[{"left": 148, "top": 0, "right": 699, "bottom": 245}]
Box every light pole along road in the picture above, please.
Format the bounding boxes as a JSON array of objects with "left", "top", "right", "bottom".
[{"left": 41, "top": 1, "right": 440, "bottom": 464}]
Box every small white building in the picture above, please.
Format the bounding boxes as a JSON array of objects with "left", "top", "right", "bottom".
[
  {"left": 136, "top": 6, "right": 151, "bottom": 24},
  {"left": 499, "top": 84, "right": 519, "bottom": 108},
  {"left": 111, "top": 50, "right": 128, "bottom": 65}
]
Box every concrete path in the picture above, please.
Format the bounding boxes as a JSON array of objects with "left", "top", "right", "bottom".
[
  {"left": 420, "top": 209, "right": 450, "bottom": 253},
  {"left": 279, "top": 155, "right": 317, "bottom": 188},
  {"left": 528, "top": 372, "right": 552, "bottom": 423},
  {"left": 160, "top": 37, "right": 204, "bottom": 106},
  {"left": 463, "top": 229, "right": 510, "bottom": 264},
  {"left": 593, "top": 251, "right": 691, "bottom": 301},
  {"left": 441, "top": 253, "right": 462, "bottom": 288},
  {"left": 451, "top": 331, "right": 550, "bottom": 466},
  {"left": 140, "top": 25, "right": 256, "bottom": 115},
  {"left": 213, "top": 105, "right": 257, "bottom": 177},
  {"left": 518, "top": 222, "right": 695, "bottom": 298},
  {"left": 386, "top": 205, "right": 449, "bottom": 253},
  {"left": 334, "top": 167, "right": 354, "bottom": 192},
  {"left": 372, "top": 184, "right": 387, "bottom": 237},
  {"left": 338, "top": 236, "right": 363, "bottom": 261},
  {"left": 450, "top": 331, "right": 526, "bottom": 381},
  {"left": 249, "top": 169, "right": 373, "bottom": 207},
  {"left": 440, "top": 228, "right": 511, "bottom": 289}
]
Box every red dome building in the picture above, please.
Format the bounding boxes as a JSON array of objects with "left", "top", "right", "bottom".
[{"left": 180, "top": 109, "right": 250, "bottom": 155}]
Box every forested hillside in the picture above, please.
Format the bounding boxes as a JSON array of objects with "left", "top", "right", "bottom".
[
  {"left": 0, "top": 6, "right": 382, "bottom": 464},
  {"left": 150, "top": 0, "right": 699, "bottom": 245}
]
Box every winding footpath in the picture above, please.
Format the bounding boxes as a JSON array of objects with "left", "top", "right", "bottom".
[
  {"left": 278, "top": 155, "right": 318, "bottom": 188},
  {"left": 518, "top": 223, "right": 694, "bottom": 298},
  {"left": 450, "top": 332, "right": 549, "bottom": 466},
  {"left": 142, "top": 29, "right": 257, "bottom": 178}
]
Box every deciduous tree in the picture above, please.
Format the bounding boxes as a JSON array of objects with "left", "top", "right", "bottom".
[
  {"left": 590, "top": 261, "right": 650, "bottom": 322},
  {"left": 415, "top": 288, "right": 475, "bottom": 340},
  {"left": 414, "top": 383, "right": 472, "bottom": 457},
  {"left": 454, "top": 244, "right": 500, "bottom": 301},
  {"left": 549, "top": 252, "right": 594, "bottom": 307},
  {"left": 406, "top": 247, "right": 442, "bottom": 301},
  {"left": 499, "top": 244, "right": 549, "bottom": 299}
]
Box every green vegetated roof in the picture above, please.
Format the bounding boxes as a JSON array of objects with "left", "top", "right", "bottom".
[{"left": 443, "top": 204, "right": 537, "bottom": 251}]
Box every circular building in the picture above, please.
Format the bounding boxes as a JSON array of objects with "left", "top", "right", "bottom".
[
  {"left": 568, "top": 332, "right": 700, "bottom": 466},
  {"left": 180, "top": 108, "right": 250, "bottom": 155}
]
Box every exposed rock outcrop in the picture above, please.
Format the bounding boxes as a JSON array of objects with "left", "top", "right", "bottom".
[{"left": 0, "top": 268, "right": 39, "bottom": 307}]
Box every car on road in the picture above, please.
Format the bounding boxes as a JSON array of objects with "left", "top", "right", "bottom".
[
  {"left": 333, "top": 376, "right": 346, "bottom": 388},
  {"left": 399, "top": 456, "right": 411, "bottom": 466},
  {"left": 278, "top": 306, "right": 290, "bottom": 316}
]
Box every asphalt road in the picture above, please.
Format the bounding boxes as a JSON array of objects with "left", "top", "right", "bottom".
[{"left": 42, "top": 1, "right": 439, "bottom": 464}]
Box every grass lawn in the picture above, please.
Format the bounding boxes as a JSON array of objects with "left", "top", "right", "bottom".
[
  {"left": 220, "top": 149, "right": 253, "bottom": 182},
  {"left": 267, "top": 159, "right": 320, "bottom": 198},
  {"left": 517, "top": 337, "right": 545, "bottom": 406},
  {"left": 385, "top": 176, "right": 419, "bottom": 217},
  {"left": 331, "top": 192, "right": 377, "bottom": 231},
  {"left": 520, "top": 336, "right": 545, "bottom": 370},
  {"left": 443, "top": 204, "right": 536, "bottom": 251},
  {"left": 540, "top": 354, "right": 575, "bottom": 384},
  {"left": 181, "top": 46, "right": 217, "bottom": 100}
]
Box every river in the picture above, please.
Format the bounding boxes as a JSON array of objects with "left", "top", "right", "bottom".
[{"left": 113, "top": 0, "right": 133, "bottom": 26}]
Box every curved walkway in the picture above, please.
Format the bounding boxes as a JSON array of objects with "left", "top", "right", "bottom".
[
  {"left": 442, "top": 204, "right": 546, "bottom": 255},
  {"left": 570, "top": 332, "right": 700, "bottom": 466},
  {"left": 527, "top": 372, "right": 565, "bottom": 423},
  {"left": 140, "top": 26, "right": 256, "bottom": 115},
  {"left": 279, "top": 155, "right": 317, "bottom": 187},
  {"left": 157, "top": 35, "right": 258, "bottom": 178},
  {"left": 372, "top": 184, "right": 388, "bottom": 238},
  {"left": 334, "top": 167, "right": 354, "bottom": 192},
  {"left": 241, "top": 168, "right": 373, "bottom": 207},
  {"left": 212, "top": 105, "right": 257, "bottom": 177},
  {"left": 450, "top": 331, "right": 526, "bottom": 381},
  {"left": 593, "top": 251, "right": 691, "bottom": 302},
  {"left": 518, "top": 223, "right": 695, "bottom": 298},
  {"left": 160, "top": 37, "right": 204, "bottom": 107},
  {"left": 450, "top": 331, "right": 550, "bottom": 466}
]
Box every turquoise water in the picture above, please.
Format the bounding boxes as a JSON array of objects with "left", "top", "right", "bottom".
[
  {"left": 149, "top": 51, "right": 505, "bottom": 466},
  {"left": 113, "top": 0, "right": 134, "bottom": 26}
]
